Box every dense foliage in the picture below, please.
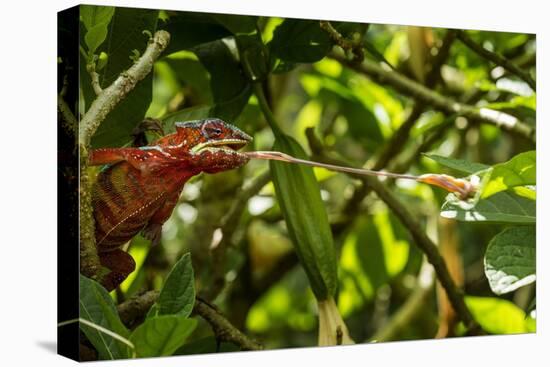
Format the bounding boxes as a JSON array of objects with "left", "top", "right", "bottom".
[{"left": 69, "top": 5, "right": 536, "bottom": 360}]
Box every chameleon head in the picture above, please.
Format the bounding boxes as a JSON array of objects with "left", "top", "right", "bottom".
[{"left": 175, "top": 118, "right": 253, "bottom": 173}]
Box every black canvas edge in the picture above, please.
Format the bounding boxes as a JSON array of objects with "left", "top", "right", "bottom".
[{"left": 57, "top": 4, "right": 80, "bottom": 361}]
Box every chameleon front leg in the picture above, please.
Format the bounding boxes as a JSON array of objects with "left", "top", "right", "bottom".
[
  {"left": 89, "top": 147, "right": 158, "bottom": 173},
  {"left": 141, "top": 189, "right": 183, "bottom": 246}
]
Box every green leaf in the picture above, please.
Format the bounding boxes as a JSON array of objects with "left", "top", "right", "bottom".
[
  {"left": 210, "top": 14, "right": 258, "bottom": 34},
  {"left": 81, "top": 7, "right": 159, "bottom": 148},
  {"left": 270, "top": 19, "right": 332, "bottom": 63},
  {"left": 175, "top": 336, "right": 240, "bottom": 355},
  {"left": 80, "top": 5, "right": 115, "bottom": 55},
  {"left": 159, "top": 12, "right": 232, "bottom": 56},
  {"left": 465, "top": 296, "right": 535, "bottom": 334},
  {"left": 270, "top": 134, "right": 337, "bottom": 300},
  {"left": 152, "top": 253, "right": 196, "bottom": 318},
  {"left": 194, "top": 40, "right": 252, "bottom": 121},
  {"left": 481, "top": 151, "right": 536, "bottom": 198},
  {"left": 441, "top": 191, "right": 535, "bottom": 223},
  {"left": 130, "top": 316, "right": 197, "bottom": 357},
  {"left": 79, "top": 275, "right": 130, "bottom": 360},
  {"left": 423, "top": 153, "right": 489, "bottom": 174},
  {"left": 484, "top": 226, "right": 536, "bottom": 295}
]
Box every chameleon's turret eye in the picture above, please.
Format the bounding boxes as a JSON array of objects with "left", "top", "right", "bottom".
[{"left": 201, "top": 120, "right": 224, "bottom": 139}]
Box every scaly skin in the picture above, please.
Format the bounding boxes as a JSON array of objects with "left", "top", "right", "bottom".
[{"left": 89, "top": 118, "right": 252, "bottom": 290}]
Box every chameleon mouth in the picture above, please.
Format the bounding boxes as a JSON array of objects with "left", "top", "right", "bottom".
[{"left": 191, "top": 138, "right": 250, "bottom": 153}]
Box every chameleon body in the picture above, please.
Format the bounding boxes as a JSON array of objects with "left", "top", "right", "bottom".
[{"left": 89, "top": 119, "right": 252, "bottom": 290}]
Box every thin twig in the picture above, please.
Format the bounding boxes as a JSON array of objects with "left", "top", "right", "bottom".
[
  {"left": 87, "top": 61, "right": 103, "bottom": 95},
  {"left": 456, "top": 30, "right": 536, "bottom": 91},
  {"left": 320, "top": 20, "right": 364, "bottom": 63},
  {"left": 194, "top": 298, "right": 264, "bottom": 350},
  {"left": 330, "top": 52, "right": 536, "bottom": 142},
  {"left": 116, "top": 292, "right": 263, "bottom": 351}
]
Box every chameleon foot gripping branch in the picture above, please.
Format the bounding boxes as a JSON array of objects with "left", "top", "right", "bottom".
[{"left": 245, "top": 151, "right": 479, "bottom": 200}]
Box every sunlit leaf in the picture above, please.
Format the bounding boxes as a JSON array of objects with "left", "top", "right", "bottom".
[
  {"left": 465, "top": 296, "right": 535, "bottom": 334},
  {"left": 481, "top": 151, "right": 536, "bottom": 199},
  {"left": 484, "top": 226, "right": 536, "bottom": 295}
]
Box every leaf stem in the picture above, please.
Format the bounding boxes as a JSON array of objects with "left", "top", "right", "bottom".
[{"left": 252, "top": 82, "right": 283, "bottom": 136}]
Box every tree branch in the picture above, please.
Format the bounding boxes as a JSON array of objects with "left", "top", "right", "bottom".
[
  {"left": 78, "top": 30, "right": 171, "bottom": 280},
  {"left": 456, "top": 30, "right": 536, "bottom": 91},
  {"left": 320, "top": 20, "right": 365, "bottom": 63},
  {"left": 193, "top": 298, "right": 264, "bottom": 351},
  {"left": 329, "top": 52, "right": 535, "bottom": 142},
  {"left": 116, "top": 291, "right": 263, "bottom": 351}
]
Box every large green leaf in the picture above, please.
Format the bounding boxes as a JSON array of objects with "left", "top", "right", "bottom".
[
  {"left": 159, "top": 12, "right": 232, "bottom": 56},
  {"left": 79, "top": 275, "right": 130, "bottom": 360},
  {"left": 441, "top": 191, "right": 535, "bottom": 223},
  {"left": 423, "top": 153, "right": 489, "bottom": 174},
  {"left": 210, "top": 13, "right": 258, "bottom": 34},
  {"left": 80, "top": 5, "right": 115, "bottom": 55},
  {"left": 81, "top": 7, "right": 159, "bottom": 148},
  {"left": 130, "top": 316, "right": 197, "bottom": 357},
  {"left": 194, "top": 40, "right": 252, "bottom": 121},
  {"left": 481, "top": 151, "right": 536, "bottom": 198},
  {"left": 270, "top": 19, "right": 332, "bottom": 63},
  {"left": 484, "top": 226, "right": 536, "bottom": 295},
  {"left": 465, "top": 296, "right": 535, "bottom": 334},
  {"left": 149, "top": 253, "right": 195, "bottom": 318},
  {"left": 270, "top": 134, "right": 337, "bottom": 300}
]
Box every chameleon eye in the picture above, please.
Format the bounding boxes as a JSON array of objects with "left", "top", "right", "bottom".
[{"left": 204, "top": 126, "right": 223, "bottom": 138}]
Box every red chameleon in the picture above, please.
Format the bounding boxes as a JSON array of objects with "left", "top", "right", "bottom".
[{"left": 88, "top": 118, "right": 252, "bottom": 290}]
